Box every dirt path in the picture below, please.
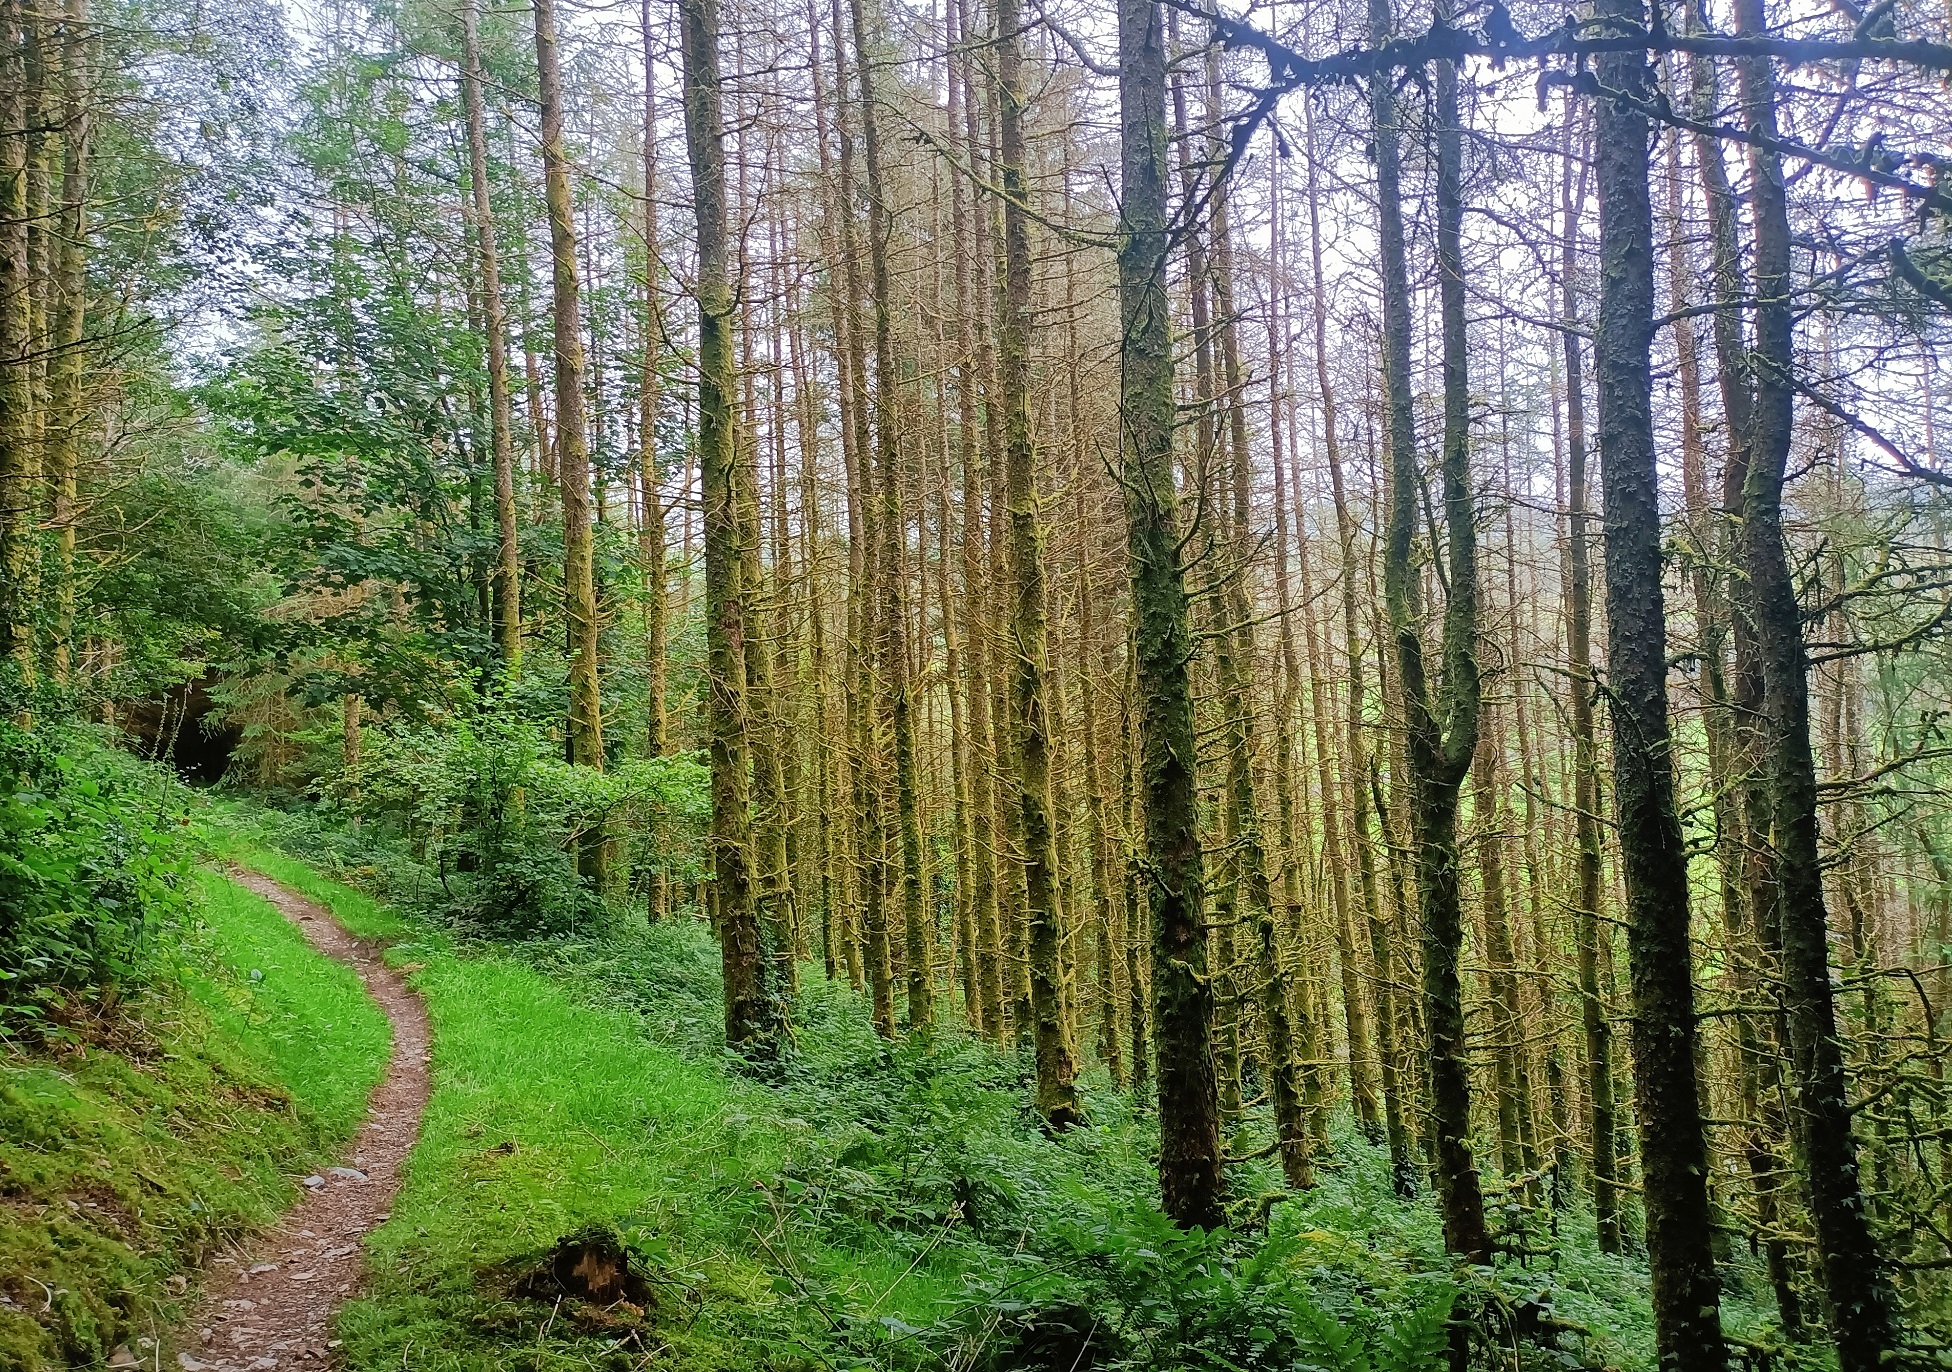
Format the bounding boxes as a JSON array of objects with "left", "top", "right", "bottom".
[{"left": 170, "top": 871, "right": 431, "bottom": 1372}]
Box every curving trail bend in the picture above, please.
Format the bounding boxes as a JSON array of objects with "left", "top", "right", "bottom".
[{"left": 171, "top": 872, "right": 430, "bottom": 1372}]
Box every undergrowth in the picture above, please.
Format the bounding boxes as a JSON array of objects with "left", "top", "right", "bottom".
[
  {"left": 0, "top": 871, "right": 390, "bottom": 1369},
  {"left": 213, "top": 808, "right": 1802, "bottom": 1372}
]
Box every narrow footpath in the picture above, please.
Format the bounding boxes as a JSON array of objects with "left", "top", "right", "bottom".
[{"left": 169, "top": 872, "right": 430, "bottom": 1372}]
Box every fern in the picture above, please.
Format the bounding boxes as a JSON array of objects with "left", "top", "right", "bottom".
[
  {"left": 1290, "top": 1299, "right": 1371, "bottom": 1372},
  {"left": 1375, "top": 1286, "right": 1457, "bottom": 1372}
]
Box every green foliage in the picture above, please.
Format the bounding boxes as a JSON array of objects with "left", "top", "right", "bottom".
[
  {"left": 219, "top": 835, "right": 1713, "bottom": 1372},
  {"left": 330, "top": 699, "right": 710, "bottom": 936},
  {"left": 947, "top": 1217, "right": 1458, "bottom": 1372},
  {"left": 203, "top": 342, "right": 500, "bottom": 716},
  {"left": 0, "top": 691, "right": 195, "bottom": 1028},
  {"left": 77, "top": 422, "right": 282, "bottom": 703},
  {"left": 0, "top": 870, "right": 390, "bottom": 1369}
]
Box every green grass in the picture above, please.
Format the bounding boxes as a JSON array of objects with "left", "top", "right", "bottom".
[
  {"left": 214, "top": 828, "right": 1702, "bottom": 1372},
  {"left": 216, "top": 846, "right": 967, "bottom": 1370},
  {"left": 0, "top": 871, "right": 391, "bottom": 1370},
  {"left": 188, "top": 872, "right": 394, "bottom": 1137},
  {"left": 209, "top": 798, "right": 1825, "bottom": 1372}
]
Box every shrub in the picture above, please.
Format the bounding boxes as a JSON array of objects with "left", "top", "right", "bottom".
[
  {"left": 0, "top": 680, "right": 193, "bottom": 1029},
  {"left": 346, "top": 699, "right": 710, "bottom": 936}
]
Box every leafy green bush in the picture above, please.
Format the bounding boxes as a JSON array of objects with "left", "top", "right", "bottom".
[
  {"left": 341, "top": 700, "right": 710, "bottom": 936},
  {"left": 0, "top": 684, "right": 193, "bottom": 1028}
]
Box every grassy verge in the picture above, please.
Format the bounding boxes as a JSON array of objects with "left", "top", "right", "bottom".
[
  {"left": 0, "top": 872, "right": 391, "bottom": 1369},
  {"left": 215, "top": 814, "right": 1758, "bottom": 1372},
  {"left": 223, "top": 842, "right": 962, "bottom": 1371}
]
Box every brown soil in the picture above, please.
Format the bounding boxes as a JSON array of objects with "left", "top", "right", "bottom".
[{"left": 169, "top": 871, "right": 431, "bottom": 1372}]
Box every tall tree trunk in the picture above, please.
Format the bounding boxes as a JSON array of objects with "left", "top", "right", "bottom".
[
  {"left": 993, "top": 0, "right": 1076, "bottom": 1121},
  {"left": 1309, "top": 99, "right": 1413, "bottom": 1193},
  {"left": 1374, "top": 0, "right": 1487, "bottom": 1266},
  {"left": 1198, "top": 41, "right": 1309, "bottom": 1184},
  {"left": 1663, "top": 91, "right": 1805, "bottom": 1332},
  {"left": 466, "top": 0, "right": 521, "bottom": 671},
  {"left": 1590, "top": 10, "right": 1726, "bottom": 1367},
  {"left": 638, "top": 0, "right": 667, "bottom": 756},
  {"left": 679, "top": 0, "right": 781, "bottom": 1052},
  {"left": 949, "top": 0, "right": 1004, "bottom": 1037},
  {"left": 1118, "top": 0, "right": 1221, "bottom": 1231},
  {"left": 1557, "top": 110, "right": 1620, "bottom": 1252},
  {"left": 1471, "top": 699, "right": 1533, "bottom": 1182},
  {"left": 825, "top": 0, "right": 892, "bottom": 1026},
  {"left": 846, "top": 0, "right": 931, "bottom": 1036},
  {"left": 46, "top": 0, "right": 86, "bottom": 685},
  {"left": 0, "top": 0, "right": 34, "bottom": 672},
  {"left": 1732, "top": 5, "right": 1895, "bottom": 1363},
  {"left": 533, "top": 0, "right": 605, "bottom": 882}
]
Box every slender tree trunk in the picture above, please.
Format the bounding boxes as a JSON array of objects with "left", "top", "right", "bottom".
[
  {"left": 1732, "top": 6, "right": 1895, "bottom": 1362},
  {"left": 1557, "top": 110, "right": 1620, "bottom": 1251},
  {"left": 0, "top": 0, "right": 34, "bottom": 672},
  {"left": 1118, "top": 0, "right": 1220, "bottom": 1231},
  {"left": 1663, "top": 97, "right": 1805, "bottom": 1332},
  {"left": 679, "top": 0, "right": 781, "bottom": 1052},
  {"left": 992, "top": 0, "right": 1076, "bottom": 1120},
  {"left": 534, "top": 0, "right": 604, "bottom": 883},
  {"left": 1308, "top": 102, "right": 1412, "bottom": 1193},
  {"left": 846, "top": 0, "right": 930, "bottom": 1036},
  {"left": 948, "top": 0, "right": 1004, "bottom": 1038},
  {"left": 1373, "top": 0, "right": 1487, "bottom": 1266},
  {"left": 826, "top": 0, "right": 891, "bottom": 1027},
  {"left": 638, "top": 0, "right": 667, "bottom": 757},
  {"left": 1590, "top": 12, "right": 1726, "bottom": 1366},
  {"left": 466, "top": 0, "right": 521, "bottom": 671},
  {"left": 1472, "top": 699, "right": 1532, "bottom": 1182},
  {"left": 45, "top": 0, "right": 85, "bottom": 685},
  {"left": 1175, "top": 41, "right": 1306, "bottom": 1180}
]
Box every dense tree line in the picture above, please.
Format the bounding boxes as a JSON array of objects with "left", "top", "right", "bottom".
[{"left": 6, "top": 0, "right": 1952, "bottom": 1364}]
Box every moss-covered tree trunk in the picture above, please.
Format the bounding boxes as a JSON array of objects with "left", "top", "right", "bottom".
[
  {"left": 1589, "top": 9, "right": 1726, "bottom": 1366},
  {"left": 636, "top": 0, "right": 666, "bottom": 759},
  {"left": 1732, "top": 5, "right": 1895, "bottom": 1362},
  {"left": 0, "top": 0, "right": 35, "bottom": 672},
  {"left": 1195, "top": 72, "right": 1308, "bottom": 1184},
  {"left": 993, "top": 0, "right": 1076, "bottom": 1120},
  {"left": 823, "top": 0, "right": 891, "bottom": 1029},
  {"left": 950, "top": 0, "right": 1005, "bottom": 1037},
  {"left": 845, "top": 0, "right": 930, "bottom": 1037},
  {"left": 1556, "top": 113, "right": 1620, "bottom": 1252},
  {"left": 1118, "top": 0, "right": 1220, "bottom": 1231},
  {"left": 533, "top": 0, "right": 604, "bottom": 884},
  {"left": 1471, "top": 703, "right": 1534, "bottom": 1183},
  {"left": 465, "top": 0, "right": 520, "bottom": 672},
  {"left": 1373, "top": 0, "right": 1487, "bottom": 1266},
  {"left": 1307, "top": 99, "right": 1412, "bottom": 1193},
  {"left": 45, "top": 0, "right": 86, "bottom": 685},
  {"left": 679, "top": 0, "right": 781, "bottom": 1052},
  {"left": 1664, "top": 75, "right": 1804, "bottom": 1330}
]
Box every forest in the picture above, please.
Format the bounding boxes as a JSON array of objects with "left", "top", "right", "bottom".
[{"left": 2, "top": 0, "right": 1951, "bottom": 1367}]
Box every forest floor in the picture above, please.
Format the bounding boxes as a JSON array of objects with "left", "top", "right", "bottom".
[
  {"left": 7, "top": 806, "right": 1793, "bottom": 1371},
  {"left": 171, "top": 872, "right": 430, "bottom": 1372},
  {"left": 193, "top": 818, "right": 1760, "bottom": 1372}
]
